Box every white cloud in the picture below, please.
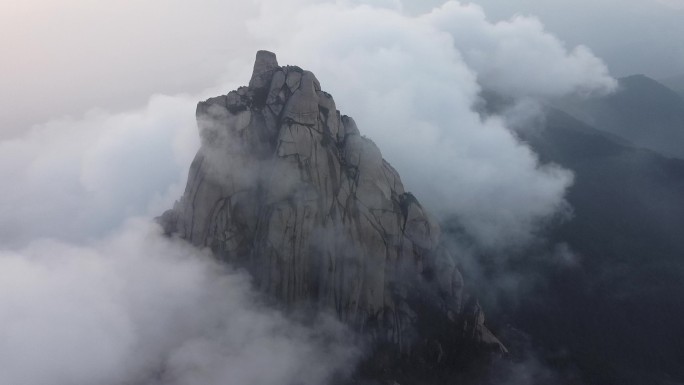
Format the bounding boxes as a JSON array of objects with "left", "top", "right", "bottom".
[
  {"left": 0, "top": 220, "right": 357, "bottom": 385},
  {"left": 0, "top": 94, "right": 200, "bottom": 246},
  {"left": 245, "top": 0, "right": 598, "bottom": 247},
  {"left": 423, "top": 1, "right": 617, "bottom": 97}
]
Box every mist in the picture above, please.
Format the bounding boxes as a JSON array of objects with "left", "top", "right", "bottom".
[
  {"left": 0, "top": 220, "right": 358, "bottom": 385},
  {"left": 0, "top": 1, "right": 631, "bottom": 384}
]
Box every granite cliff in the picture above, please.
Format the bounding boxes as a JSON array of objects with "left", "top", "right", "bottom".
[{"left": 160, "top": 51, "right": 504, "bottom": 378}]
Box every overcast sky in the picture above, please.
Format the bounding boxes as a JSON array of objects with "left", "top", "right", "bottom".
[{"left": 1, "top": 0, "right": 682, "bottom": 138}]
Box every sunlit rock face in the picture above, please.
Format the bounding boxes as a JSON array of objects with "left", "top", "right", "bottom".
[{"left": 160, "top": 50, "right": 504, "bottom": 367}]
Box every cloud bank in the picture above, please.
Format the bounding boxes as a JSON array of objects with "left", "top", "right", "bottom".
[
  {"left": 423, "top": 2, "right": 616, "bottom": 98},
  {"left": 0, "top": 221, "right": 357, "bottom": 385},
  {"left": 0, "top": 94, "right": 199, "bottom": 247}
]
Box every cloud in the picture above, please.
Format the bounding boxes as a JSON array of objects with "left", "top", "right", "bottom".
[
  {"left": 0, "top": 220, "right": 358, "bottom": 385},
  {"left": 423, "top": 1, "right": 617, "bottom": 98},
  {"left": 470, "top": 0, "right": 684, "bottom": 79},
  {"left": 0, "top": 94, "right": 200, "bottom": 246},
  {"left": 244, "top": 0, "right": 614, "bottom": 248}
]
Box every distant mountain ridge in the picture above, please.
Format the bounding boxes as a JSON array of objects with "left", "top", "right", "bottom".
[
  {"left": 660, "top": 74, "right": 684, "bottom": 100},
  {"left": 474, "top": 79, "right": 684, "bottom": 383},
  {"left": 555, "top": 74, "right": 684, "bottom": 159},
  {"left": 510, "top": 107, "right": 684, "bottom": 385}
]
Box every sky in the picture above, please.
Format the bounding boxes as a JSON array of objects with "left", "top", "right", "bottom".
[
  {"left": 0, "top": 1, "right": 679, "bottom": 384},
  {"left": 1, "top": 0, "right": 682, "bottom": 138}
]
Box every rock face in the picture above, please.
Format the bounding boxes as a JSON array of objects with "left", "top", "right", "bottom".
[{"left": 161, "top": 51, "right": 504, "bottom": 374}]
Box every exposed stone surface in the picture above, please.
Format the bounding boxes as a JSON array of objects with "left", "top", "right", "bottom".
[{"left": 161, "top": 51, "right": 504, "bottom": 377}]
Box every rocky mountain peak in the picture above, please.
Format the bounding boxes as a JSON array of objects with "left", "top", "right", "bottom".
[
  {"left": 249, "top": 50, "right": 279, "bottom": 89},
  {"left": 160, "top": 50, "right": 504, "bottom": 377}
]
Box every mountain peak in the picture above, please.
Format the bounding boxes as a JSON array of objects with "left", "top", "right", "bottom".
[
  {"left": 160, "top": 50, "right": 504, "bottom": 380},
  {"left": 249, "top": 50, "right": 279, "bottom": 88}
]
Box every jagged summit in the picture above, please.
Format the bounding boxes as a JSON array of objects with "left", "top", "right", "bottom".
[
  {"left": 249, "top": 50, "right": 279, "bottom": 88},
  {"left": 160, "top": 50, "right": 503, "bottom": 378}
]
